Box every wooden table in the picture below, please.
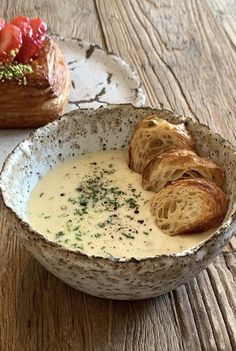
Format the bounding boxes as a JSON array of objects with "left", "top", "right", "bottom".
[{"left": 1, "top": 1, "right": 236, "bottom": 350}]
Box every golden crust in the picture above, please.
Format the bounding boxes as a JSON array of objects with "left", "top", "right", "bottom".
[
  {"left": 0, "top": 36, "right": 70, "bottom": 128},
  {"left": 142, "top": 149, "right": 224, "bottom": 192},
  {"left": 150, "top": 179, "right": 227, "bottom": 236},
  {"left": 128, "top": 114, "right": 195, "bottom": 173}
]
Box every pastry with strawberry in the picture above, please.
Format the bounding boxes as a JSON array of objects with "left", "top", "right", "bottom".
[{"left": 0, "top": 16, "right": 70, "bottom": 128}]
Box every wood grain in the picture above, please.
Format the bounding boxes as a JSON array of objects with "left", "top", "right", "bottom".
[
  {"left": 95, "top": 0, "right": 236, "bottom": 348},
  {"left": 96, "top": 0, "right": 236, "bottom": 144},
  {"left": 0, "top": 0, "right": 236, "bottom": 350},
  {"left": 206, "top": 0, "right": 236, "bottom": 48},
  {"left": 0, "top": 0, "right": 105, "bottom": 46}
]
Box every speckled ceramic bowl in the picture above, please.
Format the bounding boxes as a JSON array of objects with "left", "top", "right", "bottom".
[{"left": 1, "top": 105, "right": 236, "bottom": 300}]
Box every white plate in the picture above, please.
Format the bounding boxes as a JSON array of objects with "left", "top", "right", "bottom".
[
  {"left": 55, "top": 36, "right": 145, "bottom": 110},
  {"left": 0, "top": 37, "right": 145, "bottom": 168}
]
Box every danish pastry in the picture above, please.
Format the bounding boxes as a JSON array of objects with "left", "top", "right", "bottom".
[{"left": 0, "top": 16, "right": 70, "bottom": 128}]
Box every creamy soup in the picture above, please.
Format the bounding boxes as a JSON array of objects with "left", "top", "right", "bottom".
[{"left": 28, "top": 149, "right": 212, "bottom": 259}]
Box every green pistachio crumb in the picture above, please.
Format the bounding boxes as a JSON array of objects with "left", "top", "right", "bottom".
[{"left": 0, "top": 62, "right": 33, "bottom": 85}]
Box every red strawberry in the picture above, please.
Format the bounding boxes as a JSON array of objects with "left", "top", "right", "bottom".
[
  {"left": 15, "top": 36, "right": 38, "bottom": 63},
  {"left": 30, "top": 17, "right": 47, "bottom": 50},
  {"left": 0, "top": 18, "right": 5, "bottom": 30},
  {"left": 15, "top": 17, "right": 47, "bottom": 63},
  {"left": 12, "top": 16, "right": 34, "bottom": 63},
  {"left": 30, "top": 18, "right": 47, "bottom": 38},
  {"left": 10, "top": 16, "right": 32, "bottom": 37},
  {"left": 0, "top": 24, "right": 22, "bottom": 63}
]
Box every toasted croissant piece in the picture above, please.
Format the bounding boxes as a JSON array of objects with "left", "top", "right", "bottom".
[
  {"left": 150, "top": 179, "right": 227, "bottom": 236},
  {"left": 0, "top": 36, "right": 70, "bottom": 128},
  {"left": 129, "top": 114, "right": 195, "bottom": 173},
  {"left": 142, "top": 149, "right": 224, "bottom": 192}
]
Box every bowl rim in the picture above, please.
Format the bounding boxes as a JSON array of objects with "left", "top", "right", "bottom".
[{"left": 1, "top": 103, "right": 236, "bottom": 264}]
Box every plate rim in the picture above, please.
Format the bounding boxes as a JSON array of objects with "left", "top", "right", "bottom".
[{"left": 52, "top": 34, "right": 146, "bottom": 107}]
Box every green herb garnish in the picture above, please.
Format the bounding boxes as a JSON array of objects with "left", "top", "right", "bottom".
[
  {"left": 125, "top": 198, "right": 138, "bottom": 208},
  {"left": 55, "top": 231, "right": 65, "bottom": 239},
  {"left": 68, "top": 197, "right": 77, "bottom": 204},
  {"left": 121, "top": 232, "right": 135, "bottom": 239}
]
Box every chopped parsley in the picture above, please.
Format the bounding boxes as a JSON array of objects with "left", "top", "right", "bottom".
[
  {"left": 125, "top": 197, "right": 138, "bottom": 209},
  {"left": 55, "top": 231, "right": 65, "bottom": 239},
  {"left": 121, "top": 232, "right": 135, "bottom": 239}
]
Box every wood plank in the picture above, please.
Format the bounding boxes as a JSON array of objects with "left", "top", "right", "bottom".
[
  {"left": 1, "top": 1, "right": 236, "bottom": 350},
  {"left": 95, "top": 0, "right": 236, "bottom": 144},
  {"left": 0, "top": 1, "right": 104, "bottom": 350},
  {"left": 0, "top": 0, "right": 105, "bottom": 46},
  {"left": 171, "top": 255, "right": 236, "bottom": 351},
  {"left": 206, "top": 0, "right": 236, "bottom": 48},
  {"left": 94, "top": 0, "right": 236, "bottom": 349}
]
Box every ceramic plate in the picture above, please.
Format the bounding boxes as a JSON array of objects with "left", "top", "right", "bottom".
[
  {"left": 54, "top": 36, "right": 145, "bottom": 110},
  {"left": 0, "top": 37, "right": 145, "bottom": 167}
]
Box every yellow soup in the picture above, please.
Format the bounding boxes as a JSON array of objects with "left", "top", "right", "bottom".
[{"left": 28, "top": 149, "right": 212, "bottom": 259}]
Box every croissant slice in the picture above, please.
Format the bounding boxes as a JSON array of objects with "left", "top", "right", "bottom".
[
  {"left": 142, "top": 149, "right": 224, "bottom": 192},
  {"left": 150, "top": 179, "right": 227, "bottom": 236},
  {"left": 0, "top": 36, "right": 70, "bottom": 128},
  {"left": 129, "top": 114, "right": 195, "bottom": 173}
]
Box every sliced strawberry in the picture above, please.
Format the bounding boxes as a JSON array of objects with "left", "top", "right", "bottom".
[
  {"left": 30, "top": 18, "right": 47, "bottom": 38},
  {"left": 15, "top": 17, "right": 47, "bottom": 63},
  {"left": 12, "top": 16, "right": 34, "bottom": 63},
  {"left": 10, "top": 16, "right": 32, "bottom": 37},
  {"left": 30, "top": 18, "right": 47, "bottom": 52},
  {"left": 0, "top": 24, "right": 22, "bottom": 63},
  {"left": 0, "top": 18, "right": 5, "bottom": 31},
  {"left": 15, "top": 35, "right": 38, "bottom": 63}
]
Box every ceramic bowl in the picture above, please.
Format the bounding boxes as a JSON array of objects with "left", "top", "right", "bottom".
[{"left": 1, "top": 104, "right": 236, "bottom": 300}]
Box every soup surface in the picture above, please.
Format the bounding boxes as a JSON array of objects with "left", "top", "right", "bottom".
[{"left": 28, "top": 149, "right": 212, "bottom": 259}]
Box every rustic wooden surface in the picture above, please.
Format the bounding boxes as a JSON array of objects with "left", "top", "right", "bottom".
[{"left": 0, "top": 1, "right": 236, "bottom": 350}]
